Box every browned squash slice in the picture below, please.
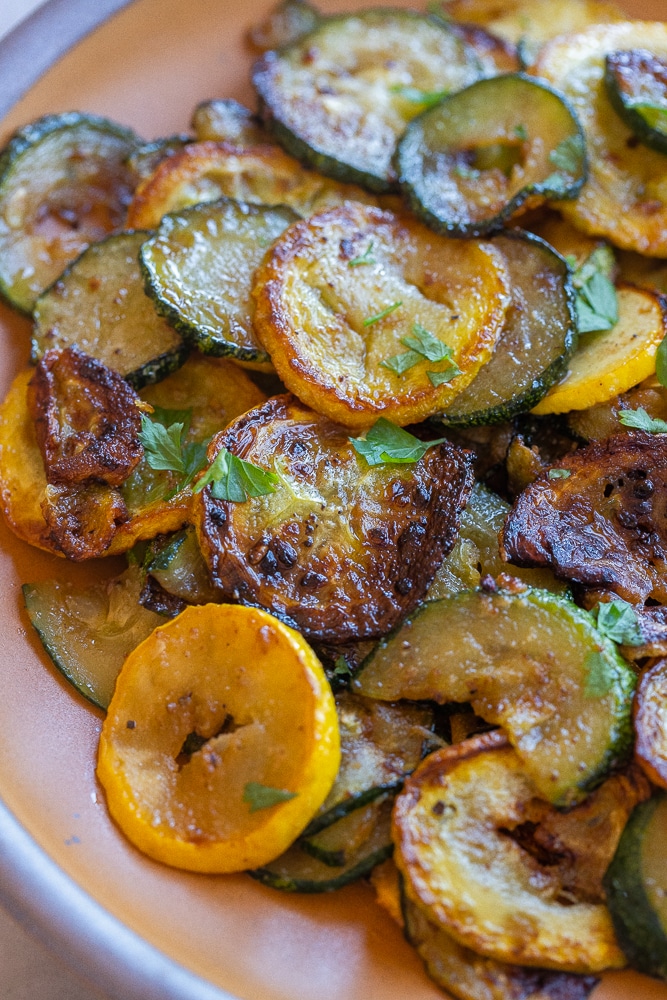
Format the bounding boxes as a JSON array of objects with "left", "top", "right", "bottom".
[
  {"left": 393, "top": 732, "right": 647, "bottom": 973},
  {"left": 634, "top": 658, "right": 667, "bottom": 789},
  {"left": 501, "top": 431, "right": 667, "bottom": 603},
  {"left": 441, "top": 0, "right": 624, "bottom": 50},
  {"left": 125, "top": 141, "right": 376, "bottom": 230},
  {"left": 252, "top": 202, "right": 510, "bottom": 430},
  {"left": 535, "top": 23, "right": 667, "bottom": 256},
  {"left": 195, "top": 394, "right": 474, "bottom": 644}
]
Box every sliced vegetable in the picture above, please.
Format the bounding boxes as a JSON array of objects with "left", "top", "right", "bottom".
[
  {"left": 140, "top": 198, "right": 298, "bottom": 366},
  {"left": 247, "top": 0, "right": 319, "bottom": 52},
  {"left": 604, "top": 793, "right": 667, "bottom": 980},
  {"left": 143, "top": 527, "right": 220, "bottom": 607},
  {"left": 531, "top": 286, "right": 667, "bottom": 414},
  {"left": 535, "top": 23, "right": 667, "bottom": 256},
  {"left": 252, "top": 202, "right": 510, "bottom": 429},
  {"left": 252, "top": 9, "right": 482, "bottom": 191},
  {"left": 353, "top": 586, "right": 635, "bottom": 805},
  {"left": 126, "top": 140, "right": 375, "bottom": 231},
  {"left": 605, "top": 49, "right": 667, "bottom": 154},
  {"left": 97, "top": 603, "right": 340, "bottom": 872},
  {"left": 0, "top": 112, "right": 139, "bottom": 313},
  {"left": 195, "top": 394, "right": 473, "bottom": 644},
  {"left": 393, "top": 734, "right": 632, "bottom": 973},
  {"left": 32, "top": 231, "right": 188, "bottom": 389},
  {"left": 190, "top": 99, "right": 266, "bottom": 145},
  {"left": 23, "top": 565, "right": 163, "bottom": 710},
  {"left": 397, "top": 74, "right": 586, "bottom": 237},
  {"left": 125, "top": 135, "right": 190, "bottom": 184},
  {"left": 435, "top": 231, "right": 576, "bottom": 425},
  {"left": 440, "top": 0, "right": 623, "bottom": 50},
  {"left": 634, "top": 658, "right": 667, "bottom": 789}
]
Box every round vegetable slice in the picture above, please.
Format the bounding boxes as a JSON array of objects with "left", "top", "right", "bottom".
[
  {"left": 605, "top": 49, "right": 667, "bottom": 154},
  {"left": 140, "top": 198, "right": 299, "bottom": 366},
  {"left": 440, "top": 0, "right": 624, "bottom": 50},
  {"left": 195, "top": 393, "right": 474, "bottom": 644},
  {"left": 97, "top": 603, "right": 340, "bottom": 873},
  {"left": 397, "top": 74, "right": 586, "bottom": 237},
  {"left": 0, "top": 112, "right": 139, "bottom": 314},
  {"left": 604, "top": 793, "right": 667, "bottom": 980},
  {"left": 531, "top": 285, "right": 667, "bottom": 414},
  {"left": 252, "top": 9, "right": 482, "bottom": 192},
  {"left": 634, "top": 658, "right": 667, "bottom": 789},
  {"left": 435, "top": 231, "right": 576, "bottom": 425},
  {"left": 393, "top": 735, "right": 630, "bottom": 973},
  {"left": 252, "top": 202, "right": 511, "bottom": 430},
  {"left": 535, "top": 22, "right": 667, "bottom": 256},
  {"left": 32, "top": 231, "right": 188, "bottom": 389},
  {"left": 353, "top": 586, "right": 636, "bottom": 805}
]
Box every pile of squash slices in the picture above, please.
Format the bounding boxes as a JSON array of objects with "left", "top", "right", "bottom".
[{"left": 3, "top": 0, "right": 667, "bottom": 996}]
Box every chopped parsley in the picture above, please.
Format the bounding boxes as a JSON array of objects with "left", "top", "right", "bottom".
[
  {"left": 363, "top": 301, "right": 403, "bottom": 327},
  {"left": 390, "top": 84, "right": 449, "bottom": 109},
  {"left": 350, "top": 418, "right": 447, "bottom": 466},
  {"left": 548, "top": 133, "right": 586, "bottom": 175},
  {"left": 382, "top": 322, "right": 461, "bottom": 384},
  {"left": 593, "top": 599, "right": 643, "bottom": 647},
  {"left": 566, "top": 245, "right": 619, "bottom": 334},
  {"left": 618, "top": 407, "right": 667, "bottom": 434},
  {"left": 193, "top": 447, "right": 279, "bottom": 502},
  {"left": 548, "top": 468, "right": 571, "bottom": 480},
  {"left": 348, "top": 241, "right": 376, "bottom": 267},
  {"left": 243, "top": 782, "right": 297, "bottom": 813}
]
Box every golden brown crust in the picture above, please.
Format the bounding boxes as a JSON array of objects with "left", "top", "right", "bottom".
[
  {"left": 41, "top": 481, "right": 129, "bottom": 560},
  {"left": 195, "top": 394, "right": 474, "bottom": 643}
]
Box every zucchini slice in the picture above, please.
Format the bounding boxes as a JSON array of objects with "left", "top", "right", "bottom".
[
  {"left": 140, "top": 198, "right": 299, "bottom": 365},
  {"left": 0, "top": 112, "right": 140, "bottom": 314},
  {"left": 191, "top": 100, "right": 266, "bottom": 146},
  {"left": 247, "top": 0, "right": 320, "bottom": 53},
  {"left": 396, "top": 74, "right": 586, "bottom": 237},
  {"left": 144, "top": 527, "right": 221, "bottom": 606},
  {"left": 252, "top": 202, "right": 511, "bottom": 429},
  {"left": 353, "top": 586, "right": 636, "bottom": 805},
  {"left": 393, "top": 735, "right": 628, "bottom": 973},
  {"left": 23, "top": 565, "right": 163, "bottom": 710},
  {"left": 252, "top": 10, "right": 482, "bottom": 192},
  {"left": 126, "top": 140, "right": 376, "bottom": 231},
  {"left": 605, "top": 49, "right": 667, "bottom": 154},
  {"left": 32, "top": 231, "right": 188, "bottom": 389},
  {"left": 535, "top": 23, "right": 667, "bottom": 256},
  {"left": 604, "top": 793, "right": 667, "bottom": 980},
  {"left": 249, "top": 797, "right": 393, "bottom": 892},
  {"left": 633, "top": 659, "right": 667, "bottom": 790},
  {"left": 125, "top": 135, "right": 190, "bottom": 184},
  {"left": 435, "top": 231, "right": 576, "bottom": 425}
]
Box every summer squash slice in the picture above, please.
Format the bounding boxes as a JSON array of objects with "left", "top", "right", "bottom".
[
  {"left": 252, "top": 9, "right": 483, "bottom": 192},
  {"left": 0, "top": 112, "right": 139, "bottom": 313},
  {"left": 396, "top": 74, "right": 587, "bottom": 237},
  {"left": 353, "top": 586, "right": 636, "bottom": 806},
  {"left": 605, "top": 49, "right": 667, "bottom": 155}
]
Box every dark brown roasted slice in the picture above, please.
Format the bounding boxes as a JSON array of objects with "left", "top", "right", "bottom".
[
  {"left": 195, "top": 394, "right": 474, "bottom": 644},
  {"left": 393, "top": 732, "right": 648, "bottom": 973},
  {"left": 501, "top": 431, "right": 667, "bottom": 603},
  {"left": 125, "top": 140, "right": 376, "bottom": 230},
  {"left": 28, "top": 347, "right": 143, "bottom": 488},
  {"left": 605, "top": 49, "right": 667, "bottom": 154},
  {"left": 252, "top": 202, "right": 510, "bottom": 430},
  {"left": 634, "top": 658, "right": 667, "bottom": 789},
  {"left": 447, "top": 20, "right": 519, "bottom": 75},
  {"left": 41, "top": 482, "right": 129, "bottom": 561},
  {"left": 252, "top": 10, "right": 483, "bottom": 191}
]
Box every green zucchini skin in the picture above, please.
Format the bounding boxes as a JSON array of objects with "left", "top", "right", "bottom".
[
  {"left": 604, "top": 793, "right": 667, "bottom": 980},
  {"left": 0, "top": 112, "right": 140, "bottom": 314},
  {"left": 605, "top": 50, "right": 667, "bottom": 155},
  {"left": 32, "top": 230, "right": 189, "bottom": 389},
  {"left": 435, "top": 230, "right": 577, "bottom": 426},
  {"left": 140, "top": 198, "right": 298, "bottom": 363},
  {"left": 396, "top": 73, "right": 588, "bottom": 237},
  {"left": 252, "top": 9, "right": 482, "bottom": 192},
  {"left": 353, "top": 587, "right": 636, "bottom": 806}
]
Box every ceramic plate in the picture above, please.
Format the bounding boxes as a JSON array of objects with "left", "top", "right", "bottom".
[{"left": 0, "top": 1, "right": 666, "bottom": 998}]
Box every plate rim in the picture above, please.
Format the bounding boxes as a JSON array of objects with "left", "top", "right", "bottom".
[{"left": 0, "top": 5, "right": 238, "bottom": 997}]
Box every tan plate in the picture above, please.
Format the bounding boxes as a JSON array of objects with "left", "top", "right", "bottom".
[{"left": 1, "top": 1, "right": 667, "bottom": 999}]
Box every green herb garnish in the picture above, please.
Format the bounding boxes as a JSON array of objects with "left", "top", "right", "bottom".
[
  {"left": 348, "top": 241, "right": 376, "bottom": 267},
  {"left": 514, "top": 123, "right": 528, "bottom": 141},
  {"left": 548, "top": 468, "right": 571, "bottom": 480},
  {"left": 390, "top": 84, "right": 449, "bottom": 109},
  {"left": 594, "top": 599, "right": 643, "bottom": 647},
  {"left": 350, "top": 418, "right": 447, "bottom": 467},
  {"left": 193, "top": 448, "right": 279, "bottom": 502},
  {"left": 618, "top": 407, "right": 667, "bottom": 434},
  {"left": 333, "top": 656, "right": 353, "bottom": 678},
  {"left": 243, "top": 783, "right": 297, "bottom": 813},
  {"left": 363, "top": 301, "right": 403, "bottom": 327},
  {"left": 138, "top": 409, "right": 208, "bottom": 495},
  {"left": 548, "top": 133, "right": 586, "bottom": 174},
  {"left": 567, "top": 245, "right": 619, "bottom": 334},
  {"left": 382, "top": 322, "right": 461, "bottom": 382}
]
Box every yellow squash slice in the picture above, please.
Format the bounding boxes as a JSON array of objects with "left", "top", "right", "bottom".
[
  {"left": 535, "top": 23, "right": 667, "bottom": 257},
  {"left": 442, "top": 0, "right": 623, "bottom": 49},
  {"left": 252, "top": 202, "right": 510, "bottom": 429},
  {"left": 532, "top": 285, "right": 667, "bottom": 414},
  {"left": 97, "top": 603, "right": 340, "bottom": 872}
]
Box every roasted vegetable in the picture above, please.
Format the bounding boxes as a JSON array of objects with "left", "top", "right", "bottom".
[
  {"left": 196, "top": 394, "right": 474, "bottom": 644},
  {"left": 191, "top": 99, "right": 266, "bottom": 145},
  {"left": 501, "top": 431, "right": 667, "bottom": 603},
  {"left": 605, "top": 48, "right": 667, "bottom": 154},
  {"left": 634, "top": 658, "right": 667, "bottom": 789},
  {"left": 252, "top": 202, "right": 510, "bottom": 429}
]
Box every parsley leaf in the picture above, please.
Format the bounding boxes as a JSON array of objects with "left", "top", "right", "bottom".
[
  {"left": 382, "top": 350, "right": 422, "bottom": 375},
  {"left": 594, "top": 599, "right": 643, "bottom": 646},
  {"left": 568, "top": 246, "right": 619, "bottom": 334},
  {"left": 618, "top": 407, "right": 667, "bottom": 434},
  {"left": 333, "top": 656, "right": 353, "bottom": 677},
  {"left": 428, "top": 367, "right": 460, "bottom": 386},
  {"left": 193, "top": 447, "right": 279, "bottom": 502},
  {"left": 363, "top": 301, "right": 403, "bottom": 327},
  {"left": 404, "top": 322, "right": 455, "bottom": 362},
  {"left": 139, "top": 413, "right": 188, "bottom": 474},
  {"left": 584, "top": 651, "right": 615, "bottom": 699},
  {"left": 243, "top": 782, "right": 297, "bottom": 813},
  {"left": 548, "top": 468, "right": 571, "bottom": 480},
  {"left": 348, "top": 241, "right": 376, "bottom": 267},
  {"left": 350, "top": 418, "right": 448, "bottom": 466},
  {"left": 549, "top": 133, "right": 586, "bottom": 174},
  {"left": 390, "top": 84, "right": 449, "bottom": 109},
  {"left": 381, "top": 322, "right": 461, "bottom": 381}
]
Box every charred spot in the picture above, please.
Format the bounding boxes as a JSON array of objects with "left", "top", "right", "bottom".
[
  {"left": 274, "top": 539, "right": 298, "bottom": 567},
  {"left": 209, "top": 507, "right": 227, "bottom": 528},
  {"left": 300, "top": 570, "right": 328, "bottom": 589},
  {"left": 367, "top": 525, "right": 390, "bottom": 547},
  {"left": 260, "top": 549, "right": 279, "bottom": 575},
  {"left": 395, "top": 578, "right": 413, "bottom": 596}
]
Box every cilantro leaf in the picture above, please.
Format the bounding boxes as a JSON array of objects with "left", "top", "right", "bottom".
[
  {"left": 139, "top": 414, "right": 187, "bottom": 474},
  {"left": 348, "top": 241, "right": 376, "bottom": 267},
  {"left": 549, "top": 133, "right": 585, "bottom": 175},
  {"left": 618, "top": 407, "right": 667, "bottom": 434},
  {"left": 193, "top": 447, "right": 279, "bottom": 502},
  {"left": 243, "top": 782, "right": 297, "bottom": 813},
  {"left": 363, "top": 301, "right": 403, "bottom": 327},
  {"left": 594, "top": 599, "right": 643, "bottom": 646},
  {"left": 350, "top": 418, "right": 448, "bottom": 466}
]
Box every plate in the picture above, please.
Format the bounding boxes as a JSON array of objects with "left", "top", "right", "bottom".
[{"left": 0, "top": 1, "right": 666, "bottom": 999}]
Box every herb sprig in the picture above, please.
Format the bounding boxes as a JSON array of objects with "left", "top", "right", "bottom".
[
  {"left": 350, "top": 418, "right": 448, "bottom": 466},
  {"left": 382, "top": 321, "right": 462, "bottom": 384},
  {"left": 565, "top": 245, "right": 619, "bottom": 334}
]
